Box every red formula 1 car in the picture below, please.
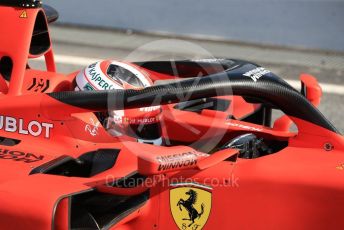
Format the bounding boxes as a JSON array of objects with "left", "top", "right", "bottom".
[{"left": 0, "top": 1, "right": 343, "bottom": 230}]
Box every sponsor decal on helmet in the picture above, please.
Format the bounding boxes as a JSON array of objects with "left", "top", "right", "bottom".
[
  {"left": 87, "top": 63, "right": 116, "bottom": 90},
  {"left": 0, "top": 148, "right": 44, "bottom": 163},
  {"left": 83, "top": 83, "right": 95, "bottom": 91},
  {"left": 170, "top": 183, "right": 212, "bottom": 230},
  {"left": 243, "top": 67, "right": 270, "bottom": 82},
  {"left": 0, "top": 115, "right": 53, "bottom": 139}
]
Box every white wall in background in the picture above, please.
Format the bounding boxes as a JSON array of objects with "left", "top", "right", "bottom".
[{"left": 45, "top": 0, "right": 344, "bottom": 51}]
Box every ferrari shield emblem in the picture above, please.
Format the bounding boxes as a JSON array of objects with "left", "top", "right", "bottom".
[{"left": 170, "top": 184, "right": 212, "bottom": 230}]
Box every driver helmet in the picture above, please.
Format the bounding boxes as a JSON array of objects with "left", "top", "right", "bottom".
[{"left": 75, "top": 60, "right": 163, "bottom": 145}]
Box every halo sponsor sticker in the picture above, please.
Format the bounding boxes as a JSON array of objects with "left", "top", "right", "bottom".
[{"left": 243, "top": 67, "right": 270, "bottom": 82}]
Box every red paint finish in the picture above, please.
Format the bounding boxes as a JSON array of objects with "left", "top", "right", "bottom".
[{"left": 0, "top": 3, "right": 343, "bottom": 230}]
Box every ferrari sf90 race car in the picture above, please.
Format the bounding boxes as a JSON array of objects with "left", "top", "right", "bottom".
[{"left": 0, "top": 1, "right": 343, "bottom": 230}]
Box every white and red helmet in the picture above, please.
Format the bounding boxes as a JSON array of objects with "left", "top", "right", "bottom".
[{"left": 75, "top": 60, "right": 163, "bottom": 145}]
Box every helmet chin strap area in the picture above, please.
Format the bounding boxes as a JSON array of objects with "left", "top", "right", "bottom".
[{"left": 138, "top": 137, "right": 163, "bottom": 146}]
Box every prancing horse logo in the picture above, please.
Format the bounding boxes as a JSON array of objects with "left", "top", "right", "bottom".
[
  {"left": 177, "top": 189, "right": 205, "bottom": 227},
  {"left": 170, "top": 184, "right": 212, "bottom": 230}
]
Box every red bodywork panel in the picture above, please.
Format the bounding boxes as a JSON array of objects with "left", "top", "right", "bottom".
[{"left": 0, "top": 3, "right": 343, "bottom": 230}]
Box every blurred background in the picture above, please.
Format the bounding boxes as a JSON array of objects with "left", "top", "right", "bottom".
[{"left": 37, "top": 0, "right": 344, "bottom": 132}]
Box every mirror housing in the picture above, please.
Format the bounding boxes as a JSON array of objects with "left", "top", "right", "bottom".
[
  {"left": 300, "top": 73, "right": 322, "bottom": 106},
  {"left": 43, "top": 4, "right": 59, "bottom": 23}
]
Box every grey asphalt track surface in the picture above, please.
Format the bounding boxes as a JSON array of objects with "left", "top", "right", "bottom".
[{"left": 30, "top": 26, "right": 344, "bottom": 133}]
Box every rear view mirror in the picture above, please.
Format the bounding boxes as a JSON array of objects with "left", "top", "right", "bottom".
[
  {"left": 300, "top": 74, "right": 322, "bottom": 106},
  {"left": 42, "top": 4, "right": 59, "bottom": 23}
]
